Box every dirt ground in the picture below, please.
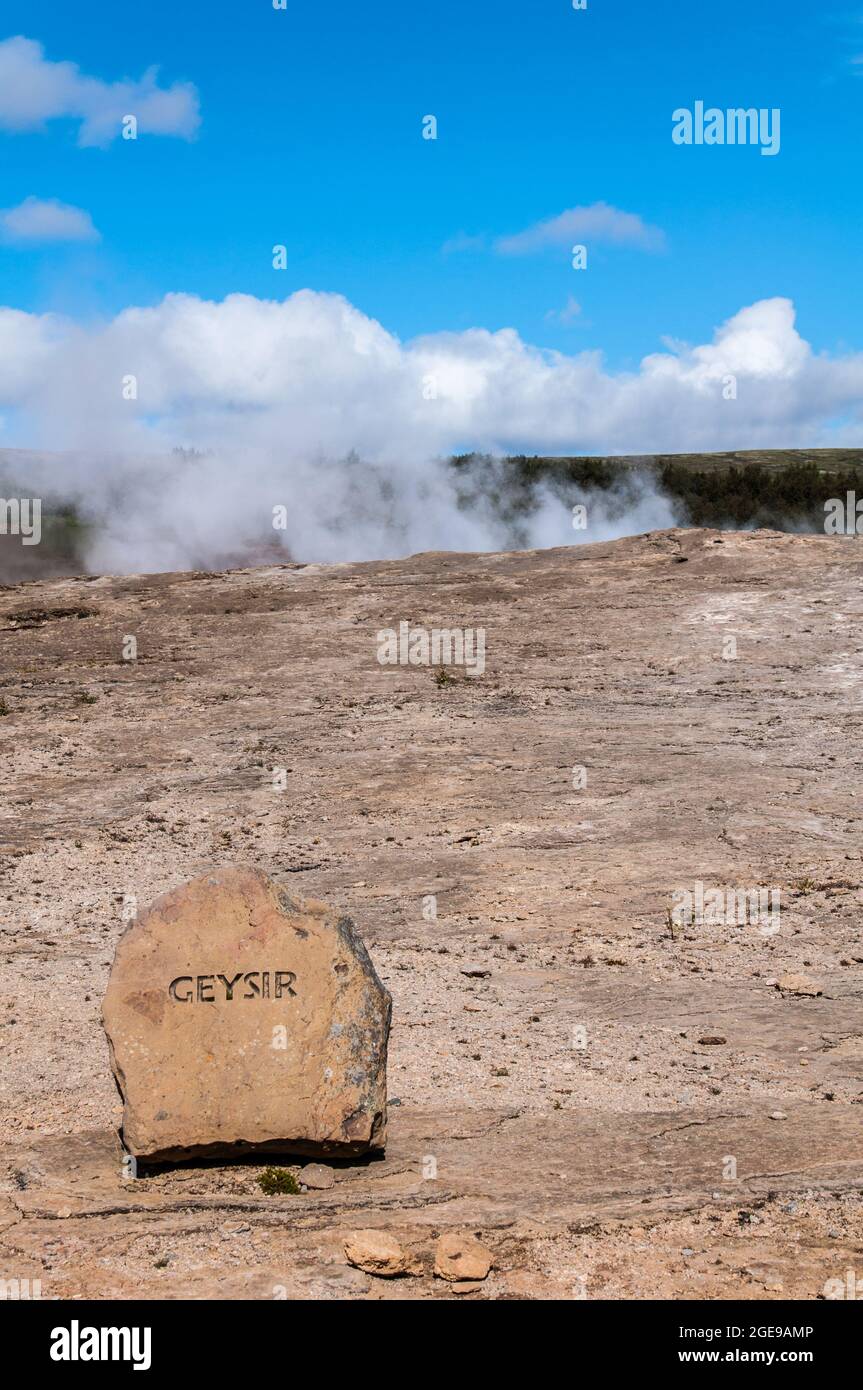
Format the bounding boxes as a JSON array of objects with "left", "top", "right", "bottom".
[{"left": 0, "top": 526, "right": 861, "bottom": 1300}]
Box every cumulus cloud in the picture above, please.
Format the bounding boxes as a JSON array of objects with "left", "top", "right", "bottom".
[
  {"left": 0, "top": 196, "right": 99, "bottom": 243},
  {"left": 495, "top": 201, "right": 666, "bottom": 255},
  {"left": 3, "top": 290, "right": 861, "bottom": 455},
  {"left": 1, "top": 289, "right": 862, "bottom": 571},
  {"left": 0, "top": 35, "right": 200, "bottom": 146}
]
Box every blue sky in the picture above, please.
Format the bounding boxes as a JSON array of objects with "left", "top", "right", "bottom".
[{"left": 1, "top": 0, "right": 861, "bottom": 373}]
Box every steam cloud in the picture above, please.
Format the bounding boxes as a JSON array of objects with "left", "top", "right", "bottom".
[{"left": 1, "top": 289, "right": 861, "bottom": 574}]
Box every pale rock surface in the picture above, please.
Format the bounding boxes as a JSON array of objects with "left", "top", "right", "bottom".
[{"left": 776, "top": 973, "right": 823, "bottom": 997}]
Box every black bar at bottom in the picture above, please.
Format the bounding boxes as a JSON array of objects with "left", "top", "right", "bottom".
[{"left": 10, "top": 1296, "right": 858, "bottom": 1374}]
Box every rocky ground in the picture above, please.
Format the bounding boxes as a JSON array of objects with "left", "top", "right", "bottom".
[{"left": 0, "top": 526, "right": 861, "bottom": 1300}]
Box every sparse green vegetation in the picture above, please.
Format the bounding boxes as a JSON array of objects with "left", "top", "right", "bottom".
[
  {"left": 433, "top": 667, "right": 456, "bottom": 687},
  {"left": 256, "top": 1166, "right": 300, "bottom": 1196},
  {"left": 792, "top": 876, "right": 818, "bottom": 894}
]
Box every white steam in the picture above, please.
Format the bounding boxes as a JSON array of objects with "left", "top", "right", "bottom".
[{"left": 1, "top": 288, "right": 860, "bottom": 573}]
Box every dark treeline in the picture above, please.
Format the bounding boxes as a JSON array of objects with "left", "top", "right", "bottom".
[
  {"left": 0, "top": 500, "right": 89, "bottom": 584},
  {"left": 451, "top": 450, "right": 863, "bottom": 531},
  {"left": 657, "top": 457, "right": 863, "bottom": 528}
]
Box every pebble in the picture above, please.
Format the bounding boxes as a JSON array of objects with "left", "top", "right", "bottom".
[{"left": 297, "top": 1163, "right": 334, "bottom": 1191}]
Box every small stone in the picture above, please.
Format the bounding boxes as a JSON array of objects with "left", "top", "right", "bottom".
[
  {"left": 434, "top": 1232, "right": 493, "bottom": 1282},
  {"left": 776, "top": 973, "right": 822, "bottom": 997},
  {"left": 451, "top": 1280, "right": 484, "bottom": 1294},
  {"left": 298, "top": 1163, "right": 334, "bottom": 1190},
  {"left": 461, "top": 967, "right": 491, "bottom": 978},
  {"left": 698, "top": 1036, "right": 727, "bottom": 1046},
  {"left": 770, "top": 1111, "right": 788, "bottom": 1120},
  {"left": 344, "top": 1230, "right": 411, "bottom": 1278}
]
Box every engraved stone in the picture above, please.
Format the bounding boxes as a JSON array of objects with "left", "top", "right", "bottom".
[{"left": 102, "top": 867, "right": 391, "bottom": 1162}]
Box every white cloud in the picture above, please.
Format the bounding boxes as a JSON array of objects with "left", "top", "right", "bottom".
[
  {"left": 2, "top": 289, "right": 862, "bottom": 570},
  {"left": 0, "top": 196, "right": 99, "bottom": 243},
  {"left": 1, "top": 290, "right": 859, "bottom": 456},
  {"left": 495, "top": 201, "right": 666, "bottom": 255},
  {"left": 0, "top": 35, "right": 200, "bottom": 146}
]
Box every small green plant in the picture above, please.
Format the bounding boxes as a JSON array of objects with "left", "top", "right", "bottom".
[
  {"left": 793, "top": 876, "right": 818, "bottom": 894},
  {"left": 0, "top": 698, "right": 9, "bottom": 717},
  {"left": 76, "top": 691, "right": 98, "bottom": 705},
  {"left": 433, "top": 667, "right": 456, "bottom": 688},
  {"left": 256, "top": 1166, "right": 300, "bottom": 1196}
]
